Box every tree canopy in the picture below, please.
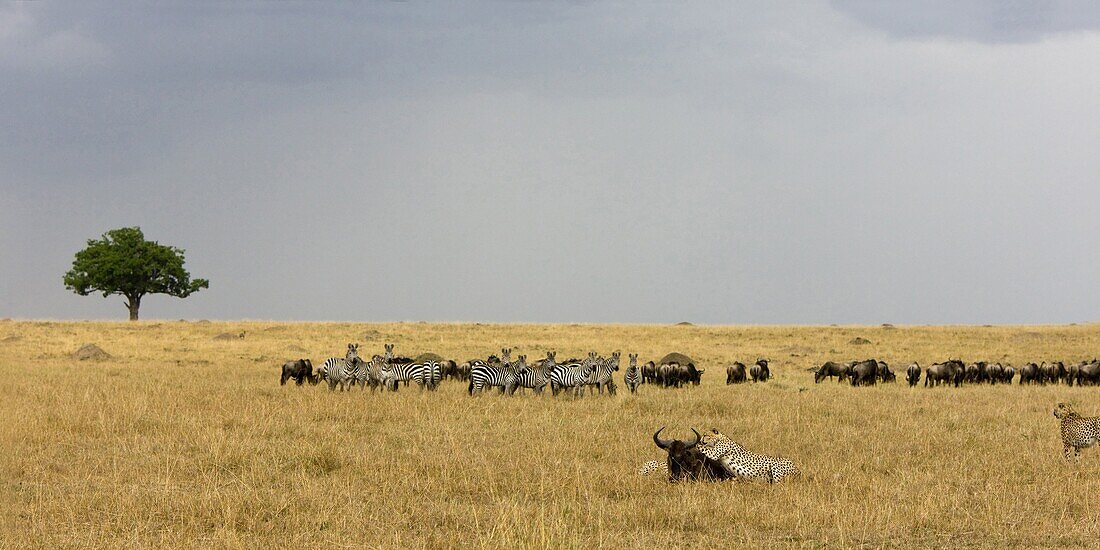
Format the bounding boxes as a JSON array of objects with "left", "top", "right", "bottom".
[{"left": 63, "top": 227, "right": 209, "bottom": 320}]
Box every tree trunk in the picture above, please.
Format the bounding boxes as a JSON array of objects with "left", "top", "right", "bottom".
[{"left": 126, "top": 295, "right": 141, "bottom": 321}]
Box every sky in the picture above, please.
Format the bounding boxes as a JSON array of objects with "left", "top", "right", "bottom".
[{"left": 1, "top": 1, "right": 1098, "bottom": 324}]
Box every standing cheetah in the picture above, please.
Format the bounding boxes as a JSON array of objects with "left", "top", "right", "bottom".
[
  {"left": 697, "top": 428, "right": 800, "bottom": 483},
  {"left": 1054, "top": 403, "right": 1100, "bottom": 462}
]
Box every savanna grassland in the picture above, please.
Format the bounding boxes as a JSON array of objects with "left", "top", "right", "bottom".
[{"left": 2, "top": 320, "right": 1099, "bottom": 548}]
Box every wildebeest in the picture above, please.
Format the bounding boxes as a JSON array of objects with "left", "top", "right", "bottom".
[
  {"left": 656, "top": 353, "right": 700, "bottom": 388},
  {"left": 1001, "top": 365, "right": 1015, "bottom": 384},
  {"left": 749, "top": 359, "right": 770, "bottom": 383},
  {"left": 849, "top": 359, "right": 878, "bottom": 386},
  {"left": 925, "top": 360, "right": 965, "bottom": 387},
  {"left": 1019, "top": 363, "right": 1041, "bottom": 385},
  {"left": 726, "top": 362, "right": 747, "bottom": 384},
  {"left": 814, "top": 361, "right": 852, "bottom": 383},
  {"left": 905, "top": 363, "right": 921, "bottom": 386},
  {"left": 280, "top": 358, "right": 318, "bottom": 385},
  {"left": 641, "top": 361, "right": 658, "bottom": 384},
  {"left": 1040, "top": 361, "right": 1067, "bottom": 385},
  {"left": 1073, "top": 360, "right": 1100, "bottom": 386},
  {"left": 985, "top": 363, "right": 1004, "bottom": 385},
  {"left": 652, "top": 427, "right": 732, "bottom": 482},
  {"left": 876, "top": 360, "right": 896, "bottom": 383}
]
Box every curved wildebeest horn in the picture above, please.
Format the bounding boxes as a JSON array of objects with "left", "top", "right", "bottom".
[
  {"left": 653, "top": 427, "right": 673, "bottom": 449},
  {"left": 686, "top": 428, "right": 701, "bottom": 449}
]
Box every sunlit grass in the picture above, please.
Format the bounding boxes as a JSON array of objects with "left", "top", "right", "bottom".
[{"left": 1, "top": 320, "right": 1098, "bottom": 547}]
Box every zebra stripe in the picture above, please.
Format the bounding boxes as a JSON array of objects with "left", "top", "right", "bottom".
[
  {"left": 583, "top": 351, "right": 620, "bottom": 395},
  {"left": 624, "top": 353, "right": 641, "bottom": 393},
  {"left": 548, "top": 352, "right": 599, "bottom": 396},
  {"left": 323, "top": 343, "right": 360, "bottom": 392},
  {"left": 468, "top": 349, "right": 524, "bottom": 395},
  {"left": 514, "top": 354, "right": 551, "bottom": 394}
]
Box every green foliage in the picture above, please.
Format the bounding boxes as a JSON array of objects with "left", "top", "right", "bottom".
[{"left": 63, "top": 227, "right": 209, "bottom": 319}]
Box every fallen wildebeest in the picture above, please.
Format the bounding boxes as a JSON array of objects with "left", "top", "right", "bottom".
[
  {"left": 849, "top": 359, "right": 878, "bottom": 386},
  {"left": 749, "top": 359, "right": 770, "bottom": 383},
  {"left": 906, "top": 363, "right": 921, "bottom": 386},
  {"left": 726, "top": 362, "right": 747, "bottom": 384},
  {"left": 280, "top": 358, "right": 318, "bottom": 386},
  {"left": 814, "top": 361, "right": 852, "bottom": 383},
  {"left": 652, "top": 427, "right": 732, "bottom": 482},
  {"left": 925, "top": 359, "right": 965, "bottom": 388}
]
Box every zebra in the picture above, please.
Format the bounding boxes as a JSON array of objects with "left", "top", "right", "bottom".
[
  {"left": 352, "top": 354, "right": 389, "bottom": 392},
  {"left": 413, "top": 360, "right": 443, "bottom": 391},
  {"left": 548, "top": 352, "right": 600, "bottom": 396},
  {"left": 513, "top": 354, "right": 550, "bottom": 394},
  {"left": 321, "top": 343, "right": 360, "bottom": 392},
  {"left": 468, "top": 348, "right": 526, "bottom": 395},
  {"left": 624, "top": 353, "right": 641, "bottom": 394},
  {"left": 583, "top": 351, "right": 620, "bottom": 395}
]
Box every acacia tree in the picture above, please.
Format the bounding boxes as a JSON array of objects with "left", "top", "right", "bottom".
[{"left": 63, "top": 227, "right": 209, "bottom": 321}]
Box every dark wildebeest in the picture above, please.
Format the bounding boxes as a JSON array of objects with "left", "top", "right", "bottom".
[
  {"left": 726, "top": 362, "right": 747, "bottom": 384},
  {"left": 905, "top": 363, "right": 921, "bottom": 387},
  {"left": 1019, "top": 363, "right": 1040, "bottom": 385},
  {"left": 652, "top": 427, "right": 732, "bottom": 482},
  {"left": 657, "top": 353, "right": 698, "bottom": 388},
  {"left": 1001, "top": 365, "right": 1015, "bottom": 384},
  {"left": 749, "top": 359, "right": 771, "bottom": 383},
  {"left": 876, "top": 361, "right": 896, "bottom": 383},
  {"left": 849, "top": 359, "right": 878, "bottom": 386},
  {"left": 985, "top": 363, "right": 1004, "bottom": 385},
  {"left": 1040, "top": 361, "right": 1067, "bottom": 385},
  {"left": 964, "top": 362, "right": 984, "bottom": 383},
  {"left": 815, "top": 361, "right": 852, "bottom": 383},
  {"left": 280, "top": 359, "right": 318, "bottom": 385},
  {"left": 1073, "top": 361, "right": 1100, "bottom": 386},
  {"left": 642, "top": 361, "right": 658, "bottom": 385},
  {"left": 925, "top": 360, "right": 965, "bottom": 387}
]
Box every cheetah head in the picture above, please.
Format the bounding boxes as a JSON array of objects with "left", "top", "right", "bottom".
[{"left": 1054, "top": 402, "right": 1075, "bottom": 419}]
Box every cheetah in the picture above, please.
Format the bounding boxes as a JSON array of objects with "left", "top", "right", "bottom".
[
  {"left": 1054, "top": 403, "right": 1099, "bottom": 462},
  {"left": 697, "top": 428, "right": 800, "bottom": 483},
  {"left": 637, "top": 459, "right": 668, "bottom": 477}
]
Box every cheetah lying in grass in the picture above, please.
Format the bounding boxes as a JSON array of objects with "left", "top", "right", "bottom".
[{"left": 697, "top": 428, "right": 800, "bottom": 483}]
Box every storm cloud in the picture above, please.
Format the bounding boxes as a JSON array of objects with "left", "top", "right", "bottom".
[{"left": 2, "top": 1, "right": 1098, "bottom": 324}]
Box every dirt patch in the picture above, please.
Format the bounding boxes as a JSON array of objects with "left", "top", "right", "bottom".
[
  {"left": 213, "top": 332, "right": 245, "bottom": 341},
  {"left": 72, "top": 344, "right": 111, "bottom": 361},
  {"left": 849, "top": 337, "right": 872, "bottom": 345}
]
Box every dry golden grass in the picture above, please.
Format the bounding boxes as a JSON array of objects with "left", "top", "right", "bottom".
[{"left": 2, "top": 320, "right": 1099, "bottom": 548}]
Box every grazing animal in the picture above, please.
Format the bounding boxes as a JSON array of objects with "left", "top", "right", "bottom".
[
  {"left": 624, "top": 353, "right": 642, "bottom": 393},
  {"left": 280, "top": 358, "right": 318, "bottom": 386},
  {"left": 549, "top": 353, "right": 600, "bottom": 396},
  {"left": 986, "top": 363, "right": 1004, "bottom": 385},
  {"left": 876, "top": 361, "right": 896, "bottom": 383},
  {"left": 1071, "top": 361, "right": 1100, "bottom": 386},
  {"left": 925, "top": 360, "right": 964, "bottom": 387},
  {"left": 849, "top": 359, "right": 878, "bottom": 386},
  {"left": 1001, "top": 365, "right": 1015, "bottom": 384},
  {"left": 815, "top": 361, "right": 852, "bottom": 383},
  {"left": 698, "top": 428, "right": 800, "bottom": 484},
  {"left": 652, "top": 427, "right": 732, "bottom": 482},
  {"left": 585, "top": 352, "right": 620, "bottom": 395},
  {"left": 322, "top": 343, "right": 360, "bottom": 392},
  {"left": 657, "top": 353, "right": 698, "bottom": 387},
  {"left": 749, "top": 359, "right": 771, "bottom": 383},
  {"left": 1053, "top": 403, "right": 1099, "bottom": 462},
  {"left": 514, "top": 353, "right": 551, "bottom": 394},
  {"left": 1019, "top": 363, "right": 1041, "bottom": 385},
  {"left": 641, "top": 361, "right": 658, "bottom": 385},
  {"left": 726, "top": 362, "right": 747, "bottom": 384},
  {"left": 905, "top": 363, "right": 921, "bottom": 387},
  {"left": 468, "top": 348, "right": 526, "bottom": 395}
]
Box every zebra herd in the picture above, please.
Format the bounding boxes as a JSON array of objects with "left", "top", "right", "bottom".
[{"left": 309, "top": 344, "right": 638, "bottom": 397}]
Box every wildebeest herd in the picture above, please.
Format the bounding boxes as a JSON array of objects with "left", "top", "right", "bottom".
[
  {"left": 810, "top": 358, "right": 1100, "bottom": 387},
  {"left": 280, "top": 344, "right": 718, "bottom": 396}
]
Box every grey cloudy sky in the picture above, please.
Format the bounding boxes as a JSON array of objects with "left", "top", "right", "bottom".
[{"left": 2, "top": 1, "right": 1098, "bottom": 324}]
